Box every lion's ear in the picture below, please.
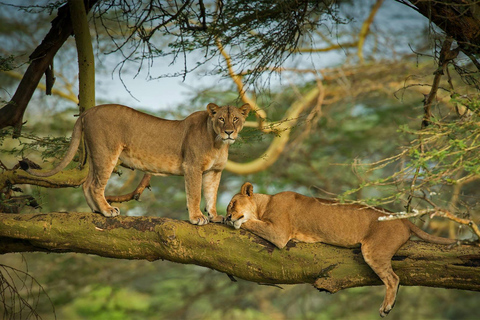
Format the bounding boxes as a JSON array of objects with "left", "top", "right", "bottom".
[
  {"left": 207, "top": 103, "right": 220, "bottom": 117},
  {"left": 241, "top": 182, "right": 254, "bottom": 197},
  {"left": 239, "top": 104, "right": 251, "bottom": 118}
]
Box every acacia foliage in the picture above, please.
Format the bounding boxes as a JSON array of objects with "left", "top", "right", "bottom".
[{"left": 94, "top": 0, "right": 341, "bottom": 81}]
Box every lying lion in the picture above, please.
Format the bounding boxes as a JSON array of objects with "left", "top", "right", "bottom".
[{"left": 226, "top": 182, "right": 456, "bottom": 317}]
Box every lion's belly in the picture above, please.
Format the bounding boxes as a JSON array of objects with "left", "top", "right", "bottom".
[{"left": 119, "top": 151, "right": 184, "bottom": 176}]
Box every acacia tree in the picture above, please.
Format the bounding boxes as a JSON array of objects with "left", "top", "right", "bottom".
[{"left": 1, "top": 0, "right": 480, "bottom": 317}]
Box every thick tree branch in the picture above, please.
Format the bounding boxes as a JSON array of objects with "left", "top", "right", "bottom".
[{"left": 0, "top": 212, "right": 479, "bottom": 293}]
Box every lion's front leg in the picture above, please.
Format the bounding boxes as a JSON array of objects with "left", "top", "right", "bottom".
[
  {"left": 241, "top": 220, "right": 290, "bottom": 249},
  {"left": 184, "top": 167, "right": 209, "bottom": 225},
  {"left": 202, "top": 170, "right": 224, "bottom": 223}
]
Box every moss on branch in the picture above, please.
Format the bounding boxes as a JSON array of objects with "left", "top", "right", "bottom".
[
  {"left": 0, "top": 212, "right": 479, "bottom": 293},
  {"left": 0, "top": 166, "right": 88, "bottom": 191}
]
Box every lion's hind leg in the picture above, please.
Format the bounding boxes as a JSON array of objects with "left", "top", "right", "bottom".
[
  {"left": 361, "top": 246, "right": 399, "bottom": 317},
  {"left": 360, "top": 226, "right": 409, "bottom": 318},
  {"left": 84, "top": 149, "right": 122, "bottom": 217},
  {"left": 83, "top": 167, "right": 100, "bottom": 213}
]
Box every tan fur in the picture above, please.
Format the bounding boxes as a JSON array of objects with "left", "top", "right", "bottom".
[
  {"left": 26, "top": 103, "right": 250, "bottom": 225},
  {"left": 226, "top": 182, "right": 456, "bottom": 317}
]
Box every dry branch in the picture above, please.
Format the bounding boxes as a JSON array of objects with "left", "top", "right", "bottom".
[
  {"left": 106, "top": 173, "right": 152, "bottom": 203},
  {"left": 0, "top": 212, "right": 479, "bottom": 293},
  {"left": 422, "top": 38, "right": 456, "bottom": 128}
]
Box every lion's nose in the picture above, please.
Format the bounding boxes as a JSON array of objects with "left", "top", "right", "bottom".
[
  {"left": 225, "top": 130, "right": 234, "bottom": 136},
  {"left": 226, "top": 214, "right": 232, "bottom": 221}
]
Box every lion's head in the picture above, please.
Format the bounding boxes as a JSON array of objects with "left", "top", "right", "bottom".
[
  {"left": 207, "top": 103, "right": 251, "bottom": 145},
  {"left": 226, "top": 182, "right": 256, "bottom": 229}
]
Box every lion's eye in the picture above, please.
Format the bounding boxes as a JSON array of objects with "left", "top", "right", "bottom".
[
  {"left": 233, "top": 117, "right": 239, "bottom": 122},
  {"left": 219, "top": 117, "right": 225, "bottom": 122}
]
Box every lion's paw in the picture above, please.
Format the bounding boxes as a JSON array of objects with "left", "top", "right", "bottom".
[
  {"left": 379, "top": 302, "right": 394, "bottom": 318},
  {"left": 208, "top": 213, "right": 225, "bottom": 224},
  {"left": 102, "top": 206, "right": 120, "bottom": 217},
  {"left": 190, "top": 215, "right": 209, "bottom": 226}
]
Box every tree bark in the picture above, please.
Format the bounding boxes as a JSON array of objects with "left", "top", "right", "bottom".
[
  {"left": 0, "top": 212, "right": 479, "bottom": 293},
  {"left": 68, "top": 0, "right": 96, "bottom": 113},
  {"left": 0, "top": 0, "right": 98, "bottom": 136},
  {"left": 402, "top": 1, "right": 480, "bottom": 55}
]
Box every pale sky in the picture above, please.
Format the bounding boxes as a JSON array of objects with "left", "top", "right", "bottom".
[{"left": 1, "top": 0, "right": 428, "bottom": 113}]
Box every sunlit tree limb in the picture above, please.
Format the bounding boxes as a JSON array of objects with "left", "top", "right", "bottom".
[
  {"left": 294, "top": 42, "right": 358, "bottom": 53},
  {"left": 357, "top": 0, "right": 384, "bottom": 63},
  {"left": 216, "top": 39, "right": 268, "bottom": 127},
  {"left": 0, "top": 212, "right": 479, "bottom": 293},
  {"left": 0, "top": 1, "right": 97, "bottom": 192},
  {"left": 225, "top": 87, "right": 320, "bottom": 174}
]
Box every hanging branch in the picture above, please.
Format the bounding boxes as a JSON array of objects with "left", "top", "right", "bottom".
[{"left": 422, "top": 38, "right": 458, "bottom": 128}]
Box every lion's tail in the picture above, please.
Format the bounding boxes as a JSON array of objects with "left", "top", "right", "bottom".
[
  {"left": 21, "top": 116, "right": 84, "bottom": 177},
  {"left": 404, "top": 220, "right": 457, "bottom": 245}
]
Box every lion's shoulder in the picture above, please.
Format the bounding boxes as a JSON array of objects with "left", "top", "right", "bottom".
[{"left": 183, "top": 110, "right": 209, "bottom": 125}]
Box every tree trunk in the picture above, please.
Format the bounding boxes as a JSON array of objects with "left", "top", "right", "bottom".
[
  {"left": 0, "top": 0, "right": 98, "bottom": 136},
  {"left": 0, "top": 0, "right": 97, "bottom": 192},
  {"left": 0, "top": 212, "right": 479, "bottom": 293},
  {"left": 68, "top": 0, "right": 96, "bottom": 113},
  {"left": 402, "top": 1, "right": 480, "bottom": 55}
]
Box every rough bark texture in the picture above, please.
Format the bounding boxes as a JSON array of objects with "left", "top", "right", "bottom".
[
  {"left": 0, "top": 212, "right": 479, "bottom": 293},
  {"left": 406, "top": 0, "right": 480, "bottom": 54}
]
